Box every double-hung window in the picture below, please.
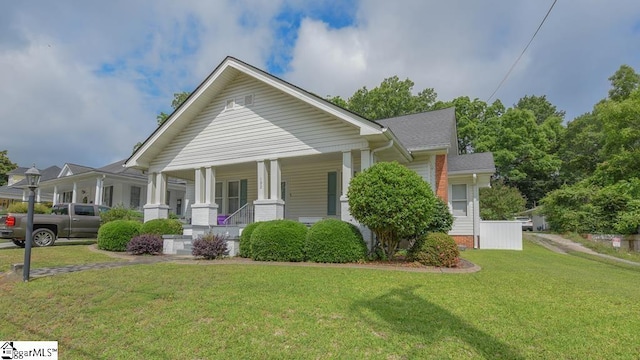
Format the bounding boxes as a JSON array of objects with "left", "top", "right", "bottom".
[{"left": 451, "top": 184, "right": 468, "bottom": 216}]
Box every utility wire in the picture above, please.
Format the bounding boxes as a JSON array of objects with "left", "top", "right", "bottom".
[{"left": 486, "top": 0, "right": 558, "bottom": 102}]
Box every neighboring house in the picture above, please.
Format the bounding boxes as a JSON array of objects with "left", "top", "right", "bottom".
[
  {"left": 0, "top": 166, "right": 61, "bottom": 208},
  {"left": 125, "top": 56, "right": 495, "bottom": 249},
  {"left": 37, "top": 159, "right": 186, "bottom": 216}
]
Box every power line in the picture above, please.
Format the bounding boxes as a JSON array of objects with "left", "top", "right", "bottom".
[{"left": 486, "top": 0, "right": 558, "bottom": 102}]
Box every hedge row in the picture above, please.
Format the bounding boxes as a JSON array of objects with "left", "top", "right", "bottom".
[
  {"left": 97, "top": 218, "right": 182, "bottom": 253},
  {"left": 241, "top": 219, "right": 367, "bottom": 263}
]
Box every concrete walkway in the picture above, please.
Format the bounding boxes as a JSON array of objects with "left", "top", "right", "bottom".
[{"left": 529, "top": 233, "right": 640, "bottom": 267}]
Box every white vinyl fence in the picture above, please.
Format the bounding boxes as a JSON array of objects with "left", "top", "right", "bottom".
[{"left": 479, "top": 221, "right": 523, "bottom": 250}]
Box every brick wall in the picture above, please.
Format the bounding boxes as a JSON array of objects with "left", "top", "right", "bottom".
[
  {"left": 451, "top": 235, "right": 474, "bottom": 248},
  {"left": 435, "top": 154, "right": 448, "bottom": 201}
]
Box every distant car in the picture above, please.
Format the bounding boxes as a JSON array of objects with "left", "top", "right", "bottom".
[{"left": 516, "top": 217, "right": 533, "bottom": 231}]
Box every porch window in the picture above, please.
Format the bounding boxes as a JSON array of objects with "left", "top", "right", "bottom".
[
  {"left": 451, "top": 184, "right": 468, "bottom": 216},
  {"left": 130, "top": 186, "right": 141, "bottom": 209},
  {"left": 166, "top": 190, "right": 171, "bottom": 206},
  {"left": 215, "top": 182, "right": 223, "bottom": 210},
  {"left": 327, "top": 172, "right": 337, "bottom": 215},
  {"left": 102, "top": 186, "right": 113, "bottom": 207},
  {"left": 62, "top": 191, "right": 73, "bottom": 203},
  {"left": 228, "top": 181, "right": 240, "bottom": 214}
]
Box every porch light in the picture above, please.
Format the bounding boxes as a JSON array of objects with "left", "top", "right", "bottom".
[
  {"left": 25, "top": 165, "right": 41, "bottom": 190},
  {"left": 23, "top": 164, "right": 40, "bottom": 282}
]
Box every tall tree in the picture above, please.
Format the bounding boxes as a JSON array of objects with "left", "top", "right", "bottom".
[
  {"left": 514, "top": 95, "right": 565, "bottom": 124},
  {"left": 608, "top": 64, "right": 640, "bottom": 102},
  {"left": 329, "top": 76, "right": 437, "bottom": 120},
  {"left": 558, "top": 112, "right": 604, "bottom": 185},
  {"left": 157, "top": 91, "right": 191, "bottom": 125},
  {"left": 474, "top": 108, "right": 562, "bottom": 207},
  {"left": 0, "top": 150, "right": 18, "bottom": 186},
  {"left": 479, "top": 181, "right": 526, "bottom": 220},
  {"left": 432, "top": 96, "right": 504, "bottom": 154}
]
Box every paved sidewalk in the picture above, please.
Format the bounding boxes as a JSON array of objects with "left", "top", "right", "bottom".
[{"left": 530, "top": 233, "right": 640, "bottom": 267}]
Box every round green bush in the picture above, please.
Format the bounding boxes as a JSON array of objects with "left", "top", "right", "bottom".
[
  {"left": 97, "top": 220, "right": 142, "bottom": 251},
  {"left": 7, "top": 202, "right": 50, "bottom": 214},
  {"left": 305, "top": 219, "right": 367, "bottom": 263},
  {"left": 140, "top": 218, "right": 183, "bottom": 235},
  {"left": 239, "top": 221, "right": 263, "bottom": 258},
  {"left": 250, "top": 220, "right": 308, "bottom": 262},
  {"left": 409, "top": 232, "right": 459, "bottom": 267},
  {"left": 100, "top": 205, "right": 143, "bottom": 224}
]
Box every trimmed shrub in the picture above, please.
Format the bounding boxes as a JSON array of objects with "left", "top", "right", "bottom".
[
  {"left": 305, "top": 219, "right": 367, "bottom": 263},
  {"left": 100, "top": 205, "right": 143, "bottom": 224},
  {"left": 348, "top": 161, "right": 437, "bottom": 259},
  {"left": 8, "top": 202, "right": 50, "bottom": 214},
  {"left": 428, "top": 197, "right": 454, "bottom": 233},
  {"left": 140, "top": 218, "right": 183, "bottom": 236},
  {"left": 250, "top": 220, "right": 308, "bottom": 262},
  {"left": 409, "top": 232, "right": 459, "bottom": 267},
  {"left": 97, "top": 220, "right": 142, "bottom": 251},
  {"left": 127, "top": 234, "right": 163, "bottom": 255},
  {"left": 192, "top": 232, "right": 229, "bottom": 260},
  {"left": 239, "top": 221, "right": 263, "bottom": 258}
]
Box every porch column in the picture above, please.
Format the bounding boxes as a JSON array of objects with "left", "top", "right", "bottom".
[
  {"left": 36, "top": 188, "right": 41, "bottom": 203},
  {"left": 143, "top": 172, "right": 169, "bottom": 221},
  {"left": 341, "top": 151, "right": 355, "bottom": 223},
  {"left": 22, "top": 189, "right": 27, "bottom": 201},
  {"left": 53, "top": 186, "right": 58, "bottom": 206},
  {"left": 256, "top": 160, "right": 268, "bottom": 200},
  {"left": 94, "top": 176, "right": 104, "bottom": 205},
  {"left": 361, "top": 148, "right": 371, "bottom": 170},
  {"left": 254, "top": 159, "right": 284, "bottom": 222},
  {"left": 72, "top": 182, "right": 78, "bottom": 203},
  {"left": 184, "top": 180, "right": 195, "bottom": 222},
  {"left": 191, "top": 166, "right": 218, "bottom": 227}
]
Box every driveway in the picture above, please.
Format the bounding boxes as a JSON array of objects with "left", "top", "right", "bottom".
[{"left": 530, "top": 233, "right": 640, "bottom": 267}]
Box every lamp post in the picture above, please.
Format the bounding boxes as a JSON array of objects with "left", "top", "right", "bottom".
[{"left": 23, "top": 165, "right": 41, "bottom": 282}]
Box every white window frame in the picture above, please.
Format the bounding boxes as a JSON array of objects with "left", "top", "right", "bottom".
[{"left": 451, "top": 184, "right": 468, "bottom": 217}]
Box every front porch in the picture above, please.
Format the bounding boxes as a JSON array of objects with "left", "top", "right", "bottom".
[{"left": 144, "top": 150, "right": 374, "bottom": 227}]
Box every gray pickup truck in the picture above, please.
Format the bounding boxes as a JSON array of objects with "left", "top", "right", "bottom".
[{"left": 0, "top": 203, "right": 110, "bottom": 247}]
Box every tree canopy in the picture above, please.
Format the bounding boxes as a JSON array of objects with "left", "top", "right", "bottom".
[
  {"left": 0, "top": 150, "right": 18, "bottom": 186},
  {"left": 157, "top": 91, "right": 191, "bottom": 125}
]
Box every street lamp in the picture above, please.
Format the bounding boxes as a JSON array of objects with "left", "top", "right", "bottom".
[{"left": 23, "top": 165, "right": 41, "bottom": 282}]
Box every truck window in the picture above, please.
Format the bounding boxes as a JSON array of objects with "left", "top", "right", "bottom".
[
  {"left": 52, "top": 206, "right": 68, "bottom": 215},
  {"left": 74, "top": 205, "right": 95, "bottom": 216}
]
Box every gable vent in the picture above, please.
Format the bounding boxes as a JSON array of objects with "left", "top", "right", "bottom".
[{"left": 244, "top": 94, "right": 254, "bottom": 106}]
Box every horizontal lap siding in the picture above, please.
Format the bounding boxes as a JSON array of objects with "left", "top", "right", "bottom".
[
  {"left": 449, "top": 178, "right": 474, "bottom": 236},
  {"left": 282, "top": 160, "right": 342, "bottom": 221},
  {"left": 151, "top": 74, "right": 364, "bottom": 170}
]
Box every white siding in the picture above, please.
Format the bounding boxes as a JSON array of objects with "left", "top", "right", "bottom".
[
  {"left": 150, "top": 73, "right": 367, "bottom": 172},
  {"left": 405, "top": 155, "right": 433, "bottom": 187},
  {"left": 282, "top": 159, "right": 343, "bottom": 221},
  {"left": 449, "top": 178, "right": 474, "bottom": 236}
]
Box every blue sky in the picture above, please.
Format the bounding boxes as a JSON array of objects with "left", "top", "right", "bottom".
[{"left": 1, "top": 0, "right": 639, "bottom": 169}]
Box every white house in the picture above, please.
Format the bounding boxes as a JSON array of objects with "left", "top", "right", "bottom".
[
  {"left": 38, "top": 159, "right": 186, "bottom": 215},
  {"left": 125, "top": 56, "right": 495, "bottom": 250}
]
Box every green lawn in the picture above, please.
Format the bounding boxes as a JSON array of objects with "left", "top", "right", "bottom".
[
  {"left": 0, "top": 241, "right": 122, "bottom": 272},
  {"left": 1, "top": 240, "right": 639, "bottom": 359}
]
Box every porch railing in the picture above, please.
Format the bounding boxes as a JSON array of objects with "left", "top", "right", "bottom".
[{"left": 223, "top": 203, "right": 254, "bottom": 226}]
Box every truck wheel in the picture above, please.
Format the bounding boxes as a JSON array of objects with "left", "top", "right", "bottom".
[
  {"left": 33, "top": 228, "right": 56, "bottom": 247},
  {"left": 12, "top": 239, "right": 26, "bottom": 248}
]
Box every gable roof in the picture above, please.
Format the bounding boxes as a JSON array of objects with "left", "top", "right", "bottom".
[
  {"left": 58, "top": 163, "right": 94, "bottom": 178},
  {"left": 126, "top": 56, "right": 393, "bottom": 169},
  {"left": 7, "top": 167, "right": 29, "bottom": 175},
  {"left": 448, "top": 152, "right": 495, "bottom": 175},
  {"left": 9, "top": 165, "right": 62, "bottom": 188},
  {"left": 375, "top": 108, "right": 456, "bottom": 152}
]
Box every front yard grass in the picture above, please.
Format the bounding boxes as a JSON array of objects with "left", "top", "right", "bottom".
[
  {"left": 1, "top": 240, "right": 639, "bottom": 359},
  {"left": 0, "top": 243, "right": 123, "bottom": 272}
]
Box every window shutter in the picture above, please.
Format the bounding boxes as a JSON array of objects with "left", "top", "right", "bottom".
[
  {"left": 327, "top": 172, "right": 337, "bottom": 215},
  {"left": 240, "top": 179, "right": 248, "bottom": 206}
]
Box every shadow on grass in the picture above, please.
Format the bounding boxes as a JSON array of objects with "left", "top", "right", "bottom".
[{"left": 353, "top": 285, "right": 524, "bottom": 359}]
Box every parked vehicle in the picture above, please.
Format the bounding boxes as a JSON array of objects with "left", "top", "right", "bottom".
[
  {"left": 0, "top": 203, "right": 110, "bottom": 247},
  {"left": 515, "top": 216, "right": 534, "bottom": 231}
]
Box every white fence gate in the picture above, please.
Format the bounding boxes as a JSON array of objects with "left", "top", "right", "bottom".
[{"left": 479, "top": 221, "right": 523, "bottom": 250}]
